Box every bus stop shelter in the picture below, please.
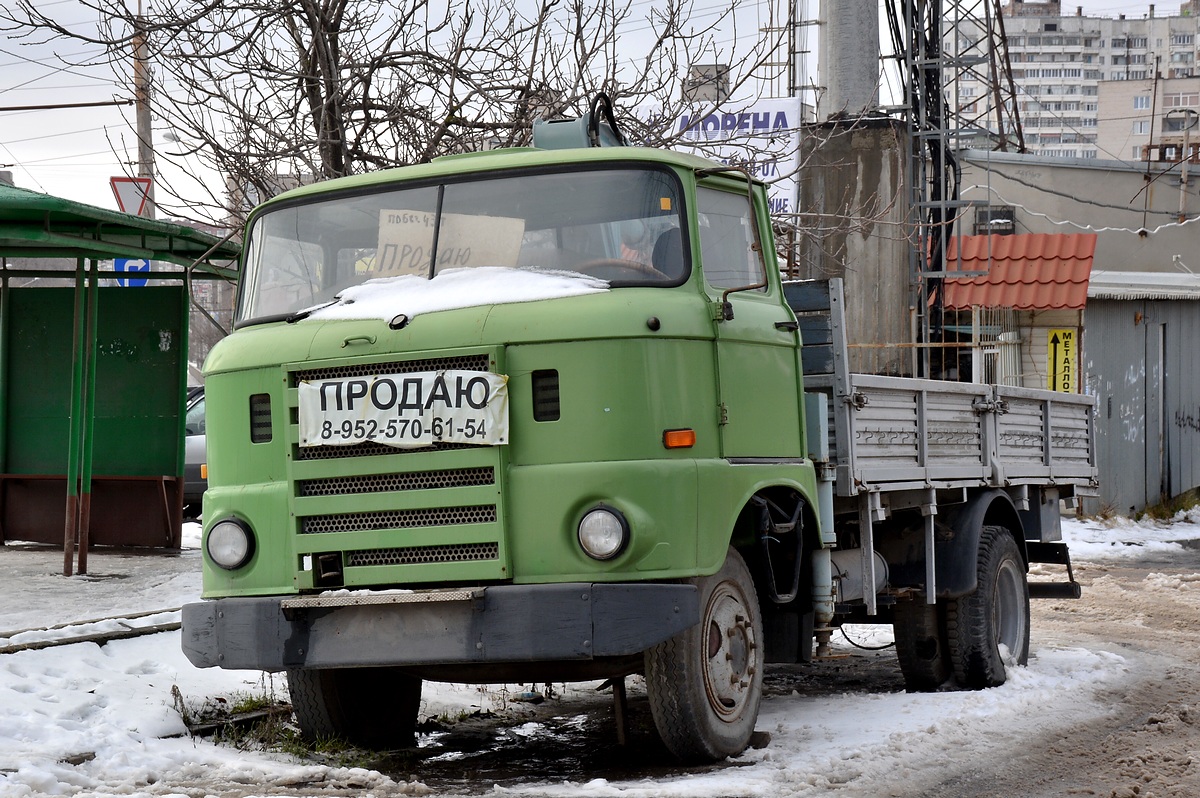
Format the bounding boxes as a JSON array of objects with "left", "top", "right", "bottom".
[{"left": 0, "top": 183, "right": 241, "bottom": 574}]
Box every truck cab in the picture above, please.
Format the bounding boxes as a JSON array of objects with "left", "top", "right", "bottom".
[{"left": 183, "top": 142, "right": 822, "bottom": 762}]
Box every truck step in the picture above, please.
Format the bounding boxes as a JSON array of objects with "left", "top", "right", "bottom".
[
  {"left": 1026, "top": 541, "right": 1073, "bottom": 565},
  {"left": 1028, "top": 582, "right": 1082, "bottom": 600}
]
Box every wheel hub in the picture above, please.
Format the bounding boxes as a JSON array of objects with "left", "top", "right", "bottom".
[{"left": 702, "top": 585, "right": 757, "bottom": 719}]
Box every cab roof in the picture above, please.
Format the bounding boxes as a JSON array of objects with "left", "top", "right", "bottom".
[{"left": 259, "top": 146, "right": 750, "bottom": 212}]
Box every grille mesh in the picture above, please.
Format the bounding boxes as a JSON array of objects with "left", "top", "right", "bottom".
[
  {"left": 295, "top": 440, "right": 475, "bottom": 461},
  {"left": 300, "top": 467, "right": 495, "bottom": 497},
  {"left": 301, "top": 505, "right": 497, "bottom": 534},
  {"left": 293, "top": 354, "right": 490, "bottom": 385},
  {"left": 347, "top": 543, "right": 499, "bottom": 567}
]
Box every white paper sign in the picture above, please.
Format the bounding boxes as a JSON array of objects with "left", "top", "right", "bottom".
[
  {"left": 298, "top": 369, "right": 509, "bottom": 448},
  {"left": 375, "top": 210, "right": 525, "bottom": 276}
]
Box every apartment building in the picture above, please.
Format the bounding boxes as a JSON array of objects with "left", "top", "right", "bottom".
[
  {"left": 954, "top": 1, "right": 1200, "bottom": 159},
  {"left": 1095, "top": 76, "right": 1200, "bottom": 161}
]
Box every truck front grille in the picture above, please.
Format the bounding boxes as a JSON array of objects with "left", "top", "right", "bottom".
[
  {"left": 287, "top": 346, "right": 508, "bottom": 586},
  {"left": 295, "top": 440, "right": 474, "bottom": 461},
  {"left": 292, "top": 353, "right": 490, "bottom": 385},
  {"left": 301, "top": 505, "right": 498, "bottom": 534},
  {"left": 347, "top": 542, "right": 499, "bottom": 567},
  {"left": 299, "top": 467, "right": 495, "bottom": 497}
]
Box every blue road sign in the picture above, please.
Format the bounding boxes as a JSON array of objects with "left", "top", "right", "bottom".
[{"left": 114, "top": 258, "right": 150, "bottom": 287}]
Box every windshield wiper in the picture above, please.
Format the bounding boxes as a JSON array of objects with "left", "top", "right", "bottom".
[{"left": 285, "top": 297, "right": 341, "bottom": 324}]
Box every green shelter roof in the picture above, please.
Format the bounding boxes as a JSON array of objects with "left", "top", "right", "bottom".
[{"left": 0, "top": 183, "right": 241, "bottom": 275}]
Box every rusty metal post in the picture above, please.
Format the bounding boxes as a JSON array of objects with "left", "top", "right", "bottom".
[
  {"left": 62, "top": 260, "right": 87, "bottom": 576},
  {"left": 77, "top": 259, "right": 100, "bottom": 575}
]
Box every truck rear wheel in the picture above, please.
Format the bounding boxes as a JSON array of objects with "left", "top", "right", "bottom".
[
  {"left": 945, "top": 525, "right": 1030, "bottom": 689},
  {"left": 287, "top": 666, "right": 422, "bottom": 749},
  {"left": 644, "top": 547, "right": 763, "bottom": 762},
  {"left": 893, "top": 599, "right": 951, "bottom": 691}
]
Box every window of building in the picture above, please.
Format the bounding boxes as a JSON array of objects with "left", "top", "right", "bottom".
[
  {"left": 1133, "top": 120, "right": 1150, "bottom": 134},
  {"left": 1173, "top": 34, "right": 1195, "bottom": 46},
  {"left": 1130, "top": 54, "right": 1148, "bottom": 64},
  {"left": 1066, "top": 36, "right": 1081, "bottom": 46},
  {"left": 1164, "top": 92, "right": 1200, "bottom": 106},
  {"left": 1044, "top": 23, "right": 1058, "bottom": 32},
  {"left": 1112, "top": 71, "right": 1128, "bottom": 80},
  {"left": 1130, "top": 37, "right": 1148, "bottom": 48},
  {"left": 1134, "top": 146, "right": 1144, "bottom": 159},
  {"left": 1112, "top": 55, "right": 1128, "bottom": 65},
  {"left": 1082, "top": 117, "right": 1098, "bottom": 126},
  {"left": 1164, "top": 114, "right": 1200, "bottom": 132},
  {"left": 1111, "top": 37, "right": 1127, "bottom": 48},
  {"left": 1130, "top": 70, "right": 1149, "bottom": 80},
  {"left": 1134, "top": 95, "right": 1152, "bottom": 109}
]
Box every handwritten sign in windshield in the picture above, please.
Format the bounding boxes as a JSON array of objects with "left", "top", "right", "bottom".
[{"left": 375, "top": 210, "right": 525, "bottom": 276}]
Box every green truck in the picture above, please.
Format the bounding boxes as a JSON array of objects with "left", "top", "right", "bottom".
[{"left": 181, "top": 109, "right": 1096, "bottom": 762}]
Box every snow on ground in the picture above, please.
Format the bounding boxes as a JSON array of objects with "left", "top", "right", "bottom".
[{"left": 0, "top": 513, "right": 1197, "bottom": 797}]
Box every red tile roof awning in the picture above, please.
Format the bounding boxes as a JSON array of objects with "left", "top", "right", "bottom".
[{"left": 939, "top": 233, "right": 1096, "bottom": 310}]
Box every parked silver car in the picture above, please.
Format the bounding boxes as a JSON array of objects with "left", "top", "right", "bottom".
[{"left": 183, "top": 387, "right": 206, "bottom": 519}]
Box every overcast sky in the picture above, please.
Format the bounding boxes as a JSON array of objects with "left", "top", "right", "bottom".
[{"left": 0, "top": 1, "right": 1171, "bottom": 216}]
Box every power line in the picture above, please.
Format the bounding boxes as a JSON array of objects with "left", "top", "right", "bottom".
[{"left": 0, "top": 98, "right": 132, "bottom": 112}]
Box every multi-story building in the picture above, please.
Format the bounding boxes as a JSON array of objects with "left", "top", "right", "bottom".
[
  {"left": 954, "top": 1, "right": 1200, "bottom": 160},
  {"left": 1095, "top": 76, "right": 1200, "bottom": 162}
]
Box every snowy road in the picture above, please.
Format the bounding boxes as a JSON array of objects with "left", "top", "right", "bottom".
[{"left": 2, "top": 514, "right": 1199, "bottom": 797}]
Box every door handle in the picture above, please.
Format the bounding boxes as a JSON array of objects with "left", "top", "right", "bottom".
[{"left": 774, "top": 320, "right": 799, "bottom": 332}]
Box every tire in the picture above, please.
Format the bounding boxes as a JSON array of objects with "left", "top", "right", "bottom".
[
  {"left": 893, "top": 599, "right": 951, "bottom": 692},
  {"left": 945, "top": 525, "right": 1030, "bottom": 689},
  {"left": 645, "top": 547, "right": 764, "bottom": 762},
  {"left": 287, "top": 666, "right": 422, "bottom": 749}
]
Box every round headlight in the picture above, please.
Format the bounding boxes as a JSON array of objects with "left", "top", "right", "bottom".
[
  {"left": 206, "top": 518, "right": 255, "bottom": 570},
  {"left": 577, "top": 506, "right": 629, "bottom": 561}
]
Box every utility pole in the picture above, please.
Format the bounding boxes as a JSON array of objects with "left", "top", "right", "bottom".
[{"left": 133, "top": 2, "right": 155, "bottom": 218}]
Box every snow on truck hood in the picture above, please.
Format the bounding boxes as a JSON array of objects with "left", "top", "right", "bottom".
[{"left": 298, "top": 267, "right": 610, "bottom": 323}]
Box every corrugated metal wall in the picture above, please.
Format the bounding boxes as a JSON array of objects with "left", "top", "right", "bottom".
[{"left": 1083, "top": 298, "right": 1200, "bottom": 515}]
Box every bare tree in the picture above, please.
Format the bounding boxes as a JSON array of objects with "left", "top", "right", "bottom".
[{"left": 3, "top": 0, "right": 788, "bottom": 227}]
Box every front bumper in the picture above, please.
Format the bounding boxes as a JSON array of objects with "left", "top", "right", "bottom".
[{"left": 181, "top": 582, "right": 698, "bottom": 671}]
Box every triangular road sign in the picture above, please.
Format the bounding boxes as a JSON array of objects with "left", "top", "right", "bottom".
[{"left": 110, "top": 176, "right": 153, "bottom": 217}]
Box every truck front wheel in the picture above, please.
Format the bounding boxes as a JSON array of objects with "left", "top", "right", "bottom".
[
  {"left": 945, "top": 525, "right": 1030, "bottom": 688},
  {"left": 287, "top": 666, "right": 422, "bottom": 749},
  {"left": 645, "top": 547, "right": 763, "bottom": 762}
]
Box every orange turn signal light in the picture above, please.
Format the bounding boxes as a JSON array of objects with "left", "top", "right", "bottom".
[
  {"left": 662, "top": 428, "right": 696, "bottom": 449},
  {"left": 200, "top": 464, "right": 208, "bottom": 479}
]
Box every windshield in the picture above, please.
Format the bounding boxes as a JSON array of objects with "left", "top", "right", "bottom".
[{"left": 238, "top": 166, "right": 687, "bottom": 323}]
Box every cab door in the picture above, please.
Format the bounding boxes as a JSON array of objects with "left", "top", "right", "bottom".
[{"left": 696, "top": 183, "right": 803, "bottom": 459}]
